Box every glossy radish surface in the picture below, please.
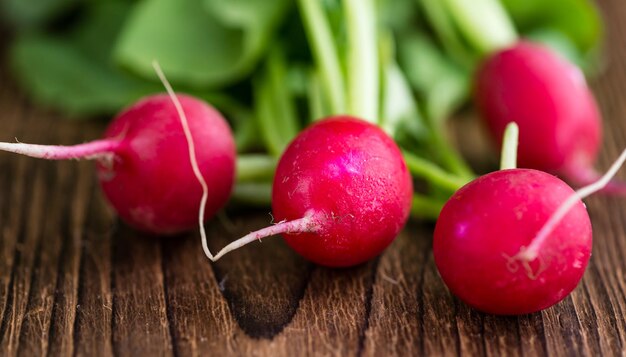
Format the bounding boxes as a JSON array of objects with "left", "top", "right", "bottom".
[
  {"left": 212, "top": 116, "right": 413, "bottom": 267},
  {"left": 272, "top": 117, "right": 413, "bottom": 266},
  {"left": 475, "top": 41, "right": 602, "bottom": 185},
  {"left": 433, "top": 169, "right": 592, "bottom": 315},
  {"left": 97, "top": 94, "right": 236, "bottom": 234}
]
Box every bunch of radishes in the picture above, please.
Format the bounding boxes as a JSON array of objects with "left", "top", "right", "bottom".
[{"left": 1, "top": 0, "right": 621, "bottom": 317}]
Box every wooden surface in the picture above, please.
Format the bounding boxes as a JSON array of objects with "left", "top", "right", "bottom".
[{"left": 2, "top": 0, "right": 626, "bottom": 356}]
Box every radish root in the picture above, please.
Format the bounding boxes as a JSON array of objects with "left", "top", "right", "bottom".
[
  {"left": 507, "top": 148, "right": 626, "bottom": 276},
  {"left": 152, "top": 60, "right": 214, "bottom": 260},
  {"left": 211, "top": 211, "right": 323, "bottom": 261},
  {"left": 0, "top": 139, "right": 120, "bottom": 161}
]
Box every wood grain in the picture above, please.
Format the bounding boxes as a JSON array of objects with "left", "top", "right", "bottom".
[{"left": 1, "top": 0, "right": 626, "bottom": 355}]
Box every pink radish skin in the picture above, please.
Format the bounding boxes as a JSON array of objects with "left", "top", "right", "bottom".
[
  {"left": 433, "top": 169, "right": 592, "bottom": 315},
  {"left": 0, "top": 94, "right": 236, "bottom": 234},
  {"left": 475, "top": 41, "right": 608, "bottom": 190},
  {"left": 97, "top": 94, "right": 235, "bottom": 234},
  {"left": 212, "top": 116, "right": 413, "bottom": 267},
  {"left": 274, "top": 117, "right": 413, "bottom": 266}
]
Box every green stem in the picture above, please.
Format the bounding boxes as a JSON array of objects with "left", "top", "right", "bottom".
[
  {"left": 430, "top": 125, "right": 474, "bottom": 179},
  {"left": 231, "top": 182, "right": 272, "bottom": 207},
  {"left": 441, "top": 0, "right": 517, "bottom": 55},
  {"left": 307, "top": 69, "right": 328, "bottom": 122},
  {"left": 234, "top": 115, "right": 260, "bottom": 153},
  {"left": 403, "top": 150, "right": 470, "bottom": 192},
  {"left": 236, "top": 155, "right": 277, "bottom": 183},
  {"left": 344, "top": 0, "right": 379, "bottom": 123},
  {"left": 254, "top": 48, "right": 300, "bottom": 157},
  {"left": 410, "top": 193, "right": 445, "bottom": 220},
  {"left": 499, "top": 122, "right": 519, "bottom": 170},
  {"left": 254, "top": 78, "right": 281, "bottom": 156},
  {"left": 267, "top": 47, "right": 299, "bottom": 141},
  {"left": 297, "top": 0, "right": 346, "bottom": 114},
  {"left": 418, "top": 0, "right": 476, "bottom": 67}
]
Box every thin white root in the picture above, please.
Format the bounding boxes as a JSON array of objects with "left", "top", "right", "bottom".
[
  {"left": 516, "top": 148, "right": 626, "bottom": 262},
  {"left": 153, "top": 60, "right": 213, "bottom": 260},
  {"left": 211, "top": 213, "right": 321, "bottom": 262},
  {"left": 0, "top": 140, "right": 119, "bottom": 161}
]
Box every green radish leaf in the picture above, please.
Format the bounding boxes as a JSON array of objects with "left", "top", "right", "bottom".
[
  {"left": 11, "top": 35, "right": 160, "bottom": 116},
  {"left": 114, "top": 0, "right": 291, "bottom": 88},
  {"left": 501, "top": 0, "right": 602, "bottom": 54},
  {"left": 10, "top": 0, "right": 249, "bottom": 119},
  {"left": 9, "top": 1, "right": 162, "bottom": 116},
  {"left": 398, "top": 32, "right": 470, "bottom": 123}
]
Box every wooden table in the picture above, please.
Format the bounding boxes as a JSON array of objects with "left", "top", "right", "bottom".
[{"left": 1, "top": 0, "right": 626, "bottom": 355}]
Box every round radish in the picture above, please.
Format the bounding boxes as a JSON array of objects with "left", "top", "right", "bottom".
[
  {"left": 212, "top": 116, "right": 413, "bottom": 267},
  {"left": 0, "top": 93, "right": 236, "bottom": 235},
  {"left": 433, "top": 168, "right": 592, "bottom": 315},
  {"left": 474, "top": 41, "right": 606, "bottom": 189},
  {"left": 97, "top": 94, "right": 236, "bottom": 234}
]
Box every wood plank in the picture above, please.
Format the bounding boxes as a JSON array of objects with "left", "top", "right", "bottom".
[
  {"left": 73, "top": 186, "right": 115, "bottom": 357},
  {"left": 517, "top": 313, "right": 547, "bottom": 356},
  {"left": 254, "top": 259, "right": 377, "bottom": 356},
  {"left": 160, "top": 221, "right": 242, "bottom": 356},
  {"left": 16, "top": 133, "right": 70, "bottom": 357},
  {"left": 361, "top": 224, "right": 431, "bottom": 356},
  {"left": 455, "top": 303, "right": 485, "bottom": 357},
  {"left": 0, "top": 102, "right": 57, "bottom": 356},
  {"left": 0, "top": 161, "right": 47, "bottom": 356},
  {"left": 208, "top": 213, "right": 313, "bottom": 338},
  {"left": 46, "top": 141, "right": 95, "bottom": 356},
  {"left": 0, "top": 76, "right": 34, "bottom": 335},
  {"left": 111, "top": 227, "right": 173, "bottom": 356},
  {"left": 420, "top": 248, "right": 459, "bottom": 356},
  {"left": 482, "top": 314, "right": 522, "bottom": 356},
  {"left": 163, "top": 212, "right": 377, "bottom": 356}
]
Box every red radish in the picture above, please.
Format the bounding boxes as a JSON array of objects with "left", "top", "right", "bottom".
[
  {"left": 0, "top": 92, "right": 236, "bottom": 235},
  {"left": 433, "top": 148, "right": 626, "bottom": 315},
  {"left": 474, "top": 41, "right": 618, "bottom": 192},
  {"left": 212, "top": 116, "right": 413, "bottom": 267}
]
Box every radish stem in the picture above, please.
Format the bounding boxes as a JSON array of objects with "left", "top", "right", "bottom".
[
  {"left": 211, "top": 212, "right": 323, "bottom": 261},
  {"left": 418, "top": 0, "right": 475, "bottom": 67},
  {"left": 236, "top": 155, "right": 277, "bottom": 183},
  {"left": 403, "top": 150, "right": 470, "bottom": 192},
  {"left": 297, "top": 0, "right": 346, "bottom": 114},
  {"left": 153, "top": 60, "right": 214, "bottom": 260},
  {"left": 232, "top": 182, "right": 272, "bottom": 206},
  {"left": 442, "top": 0, "right": 517, "bottom": 55},
  {"left": 500, "top": 122, "right": 519, "bottom": 170},
  {"left": 411, "top": 194, "right": 445, "bottom": 220},
  {"left": 344, "top": 0, "right": 379, "bottom": 122},
  {"left": 430, "top": 127, "right": 474, "bottom": 179}
]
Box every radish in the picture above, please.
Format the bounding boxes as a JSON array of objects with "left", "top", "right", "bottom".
[
  {"left": 211, "top": 116, "right": 413, "bottom": 267},
  {"left": 0, "top": 67, "right": 236, "bottom": 235},
  {"left": 474, "top": 41, "right": 615, "bottom": 191},
  {"left": 433, "top": 123, "right": 626, "bottom": 315}
]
